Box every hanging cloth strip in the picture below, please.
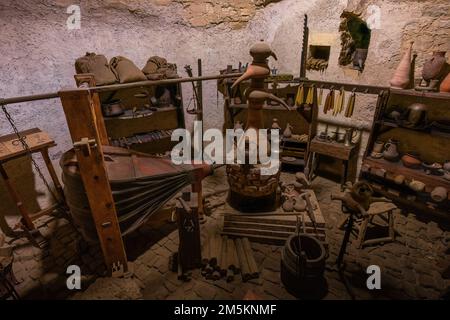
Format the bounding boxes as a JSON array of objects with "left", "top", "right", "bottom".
[{"left": 345, "top": 89, "right": 356, "bottom": 118}]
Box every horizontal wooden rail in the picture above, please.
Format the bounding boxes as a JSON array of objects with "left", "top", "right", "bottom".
[{"left": 0, "top": 73, "right": 243, "bottom": 106}]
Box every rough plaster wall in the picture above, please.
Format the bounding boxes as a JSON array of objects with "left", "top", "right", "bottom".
[{"left": 0, "top": 0, "right": 449, "bottom": 221}]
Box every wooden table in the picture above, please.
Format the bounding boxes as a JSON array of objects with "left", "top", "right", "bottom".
[
  {"left": 307, "top": 137, "right": 359, "bottom": 190},
  {"left": 0, "top": 128, "right": 64, "bottom": 232}
]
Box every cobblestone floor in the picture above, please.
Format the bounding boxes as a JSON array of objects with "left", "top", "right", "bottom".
[{"left": 2, "top": 168, "right": 449, "bottom": 299}]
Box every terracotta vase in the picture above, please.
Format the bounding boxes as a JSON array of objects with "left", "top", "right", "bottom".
[
  {"left": 390, "top": 41, "right": 414, "bottom": 89},
  {"left": 422, "top": 51, "right": 447, "bottom": 81},
  {"left": 440, "top": 72, "right": 450, "bottom": 93},
  {"left": 353, "top": 49, "right": 368, "bottom": 70}
]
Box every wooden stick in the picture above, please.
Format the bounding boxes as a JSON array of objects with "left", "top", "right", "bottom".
[
  {"left": 219, "top": 236, "right": 228, "bottom": 276},
  {"left": 235, "top": 238, "right": 251, "bottom": 282},
  {"left": 226, "top": 238, "right": 238, "bottom": 273},
  {"left": 201, "top": 234, "right": 210, "bottom": 267},
  {"left": 242, "top": 238, "right": 259, "bottom": 279}
]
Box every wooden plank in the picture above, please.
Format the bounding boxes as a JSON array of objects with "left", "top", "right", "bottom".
[
  {"left": 74, "top": 74, "right": 109, "bottom": 145},
  {"left": 58, "top": 88, "right": 127, "bottom": 275},
  {"left": 0, "top": 129, "right": 55, "bottom": 162}
]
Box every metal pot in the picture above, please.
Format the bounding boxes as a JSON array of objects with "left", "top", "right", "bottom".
[{"left": 101, "top": 99, "right": 124, "bottom": 117}]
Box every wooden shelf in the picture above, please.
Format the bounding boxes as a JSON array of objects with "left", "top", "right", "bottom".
[
  {"left": 389, "top": 88, "right": 450, "bottom": 100},
  {"left": 104, "top": 106, "right": 177, "bottom": 121},
  {"left": 377, "top": 120, "right": 450, "bottom": 139},
  {"left": 228, "top": 103, "right": 294, "bottom": 111},
  {"left": 363, "top": 157, "right": 450, "bottom": 192}
]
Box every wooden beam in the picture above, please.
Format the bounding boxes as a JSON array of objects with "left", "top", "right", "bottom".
[{"left": 58, "top": 87, "right": 127, "bottom": 275}]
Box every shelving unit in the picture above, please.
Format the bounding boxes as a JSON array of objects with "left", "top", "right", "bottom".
[
  {"left": 74, "top": 74, "right": 185, "bottom": 154},
  {"left": 361, "top": 88, "right": 450, "bottom": 220}
]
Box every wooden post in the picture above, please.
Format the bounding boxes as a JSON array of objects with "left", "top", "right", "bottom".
[
  {"left": 58, "top": 88, "right": 127, "bottom": 275},
  {"left": 74, "top": 74, "right": 109, "bottom": 146}
]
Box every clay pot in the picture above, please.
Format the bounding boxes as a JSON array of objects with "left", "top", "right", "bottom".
[
  {"left": 353, "top": 49, "right": 368, "bottom": 70},
  {"left": 443, "top": 160, "right": 450, "bottom": 172},
  {"left": 440, "top": 72, "right": 450, "bottom": 93},
  {"left": 294, "top": 197, "right": 307, "bottom": 211},
  {"left": 422, "top": 51, "right": 447, "bottom": 81},
  {"left": 383, "top": 139, "right": 400, "bottom": 161},
  {"left": 102, "top": 99, "right": 124, "bottom": 117},
  {"left": 390, "top": 41, "right": 414, "bottom": 89},
  {"left": 401, "top": 152, "right": 422, "bottom": 169},
  {"left": 430, "top": 187, "right": 447, "bottom": 203},
  {"left": 394, "top": 174, "right": 405, "bottom": 185},
  {"left": 283, "top": 199, "right": 294, "bottom": 212},
  {"left": 408, "top": 180, "right": 425, "bottom": 192},
  {"left": 372, "top": 140, "right": 384, "bottom": 153},
  {"left": 443, "top": 171, "right": 450, "bottom": 181},
  {"left": 404, "top": 103, "right": 428, "bottom": 127}
]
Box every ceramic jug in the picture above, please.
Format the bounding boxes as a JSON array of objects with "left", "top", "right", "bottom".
[
  {"left": 390, "top": 41, "right": 414, "bottom": 89},
  {"left": 422, "top": 51, "right": 447, "bottom": 81},
  {"left": 271, "top": 118, "right": 281, "bottom": 130},
  {"left": 383, "top": 139, "right": 399, "bottom": 161},
  {"left": 353, "top": 48, "right": 368, "bottom": 70}
]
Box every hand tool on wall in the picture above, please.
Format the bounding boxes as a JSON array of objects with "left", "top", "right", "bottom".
[{"left": 345, "top": 89, "right": 356, "bottom": 118}]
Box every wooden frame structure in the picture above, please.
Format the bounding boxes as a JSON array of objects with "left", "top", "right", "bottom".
[{"left": 1, "top": 73, "right": 241, "bottom": 276}]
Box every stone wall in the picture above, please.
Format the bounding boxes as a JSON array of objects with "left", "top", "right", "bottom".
[{"left": 0, "top": 0, "right": 449, "bottom": 222}]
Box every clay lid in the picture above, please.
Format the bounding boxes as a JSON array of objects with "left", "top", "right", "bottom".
[{"left": 250, "top": 41, "right": 277, "bottom": 62}]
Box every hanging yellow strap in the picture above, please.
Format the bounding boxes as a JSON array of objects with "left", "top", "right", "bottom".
[{"left": 295, "top": 84, "right": 304, "bottom": 106}]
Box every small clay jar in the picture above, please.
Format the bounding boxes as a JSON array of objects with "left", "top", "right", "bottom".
[
  {"left": 401, "top": 152, "right": 422, "bottom": 169},
  {"left": 394, "top": 174, "right": 405, "bottom": 185},
  {"left": 282, "top": 199, "right": 294, "bottom": 212},
  {"left": 294, "top": 197, "right": 307, "bottom": 211},
  {"left": 408, "top": 180, "right": 425, "bottom": 192},
  {"left": 283, "top": 123, "right": 293, "bottom": 138},
  {"left": 430, "top": 187, "right": 447, "bottom": 203}
]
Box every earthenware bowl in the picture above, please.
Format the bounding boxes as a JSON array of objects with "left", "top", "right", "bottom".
[{"left": 401, "top": 152, "right": 422, "bottom": 169}]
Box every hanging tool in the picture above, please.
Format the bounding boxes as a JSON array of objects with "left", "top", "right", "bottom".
[
  {"left": 305, "top": 85, "right": 314, "bottom": 105},
  {"left": 345, "top": 89, "right": 356, "bottom": 118},
  {"left": 323, "top": 88, "right": 335, "bottom": 114},
  {"left": 295, "top": 83, "right": 305, "bottom": 106},
  {"left": 334, "top": 86, "right": 345, "bottom": 116},
  {"left": 184, "top": 65, "right": 202, "bottom": 116},
  {"left": 317, "top": 87, "right": 323, "bottom": 107}
]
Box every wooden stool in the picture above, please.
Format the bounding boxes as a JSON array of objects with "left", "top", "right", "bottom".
[
  {"left": 0, "top": 128, "right": 64, "bottom": 233},
  {"left": 338, "top": 202, "right": 397, "bottom": 248}
]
